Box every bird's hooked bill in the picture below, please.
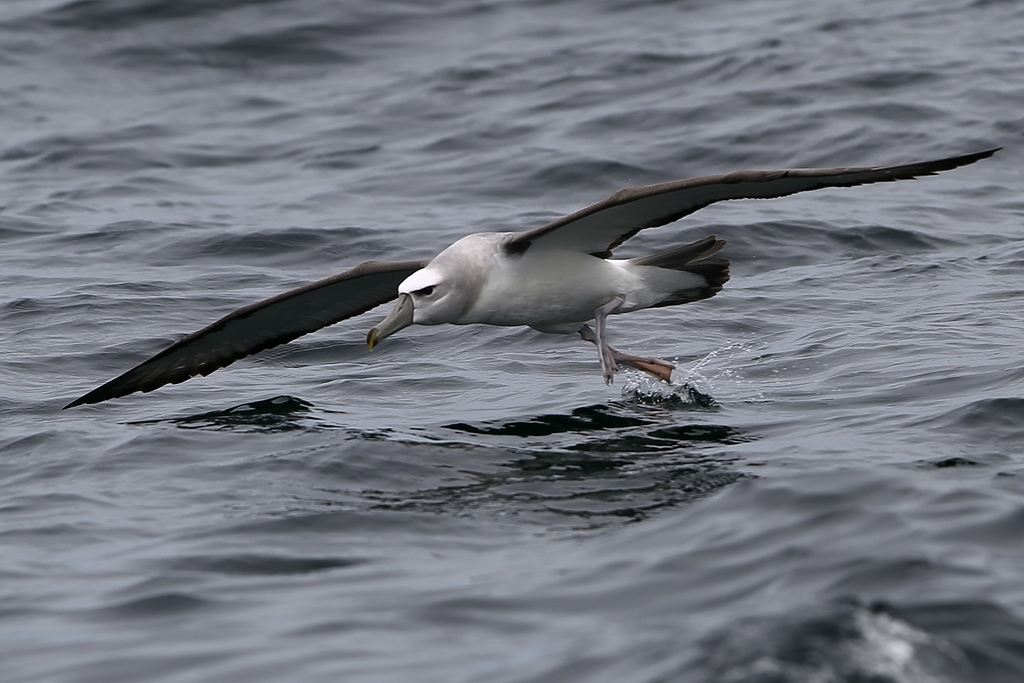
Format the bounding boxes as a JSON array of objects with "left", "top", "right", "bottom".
[{"left": 367, "top": 292, "right": 414, "bottom": 350}]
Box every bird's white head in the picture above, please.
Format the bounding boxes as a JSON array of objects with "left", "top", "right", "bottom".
[
  {"left": 396, "top": 267, "right": 465, "bottom": 325},
  {"left": 367, "top": 234, "right": 498, "bottom": 349}
]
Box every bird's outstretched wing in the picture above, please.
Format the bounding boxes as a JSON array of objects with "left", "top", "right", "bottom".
[
  {"left": 506, "top": 148, "right": 1000, "bottom": 258},
  {"left": 64, "top": 259, "right": 428, "bottom": 408}
]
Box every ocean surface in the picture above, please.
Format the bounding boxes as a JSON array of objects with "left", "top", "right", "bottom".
[{"left": 1, "top": 0, "right": 1023, "bottom": 681}]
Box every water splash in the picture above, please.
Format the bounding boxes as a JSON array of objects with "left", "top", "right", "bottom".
[{"left": 620, "top": 340, "right": 766, "bottom": 406}]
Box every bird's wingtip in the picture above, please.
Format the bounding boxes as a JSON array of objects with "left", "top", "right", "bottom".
[
  {"left": 960, "top": 146, "right": 1002, "bottom": 163},
  {"left": 63, "top": 392, "right": 99, "bottom": 409}
]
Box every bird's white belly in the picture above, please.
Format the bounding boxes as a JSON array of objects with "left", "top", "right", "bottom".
[{"left": 456, "top": 250, "right": 639, "bottom": 328}]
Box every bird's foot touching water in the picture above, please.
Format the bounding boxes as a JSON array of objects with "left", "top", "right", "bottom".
[
  {"left": 608, "top": 350, "right": 676, "bottom": 384},
  {"left": 578, "top": 322, "right": 675, "bottom": 385}
]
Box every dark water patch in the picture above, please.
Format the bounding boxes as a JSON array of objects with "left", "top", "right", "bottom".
[
  {"left": 828, "top": 556, "right": 984, "bottom": 596},
  {"left": 233, "top": 94, "right": 289, "bottom": 111},
  {"left": 568, "top": 469, "right": 736, "bottom": 522},
  {"left": 174, "top": 24, "right": 353, "bottom": 67},
  {"left": 843, "top": 68, "right": 941, "bottom": 91},
  {"left": 427, "top": 63, "right": 524, "bottom": 98},
  {"left": 817, "top": 15, "right": 890, "bottom": 32},
  {"left": 157, "top": 225, "right": 388, "bottom": 266},
  {"left": 988, "top": 245, "right": 1024, "bottom": 274},
  {"left": 56, "top": 220, "right": 175, "bottom": 251},
  {"left": 682, "top": 50, "right": 790, "bottom": 87},
  {"left": 421, "top": 123, "right": 538, "bottom": 154},
  {"left": 602, "top": 50, "right": 701, "bottom": 77},
  {"left": 92, "top": 591, "right": 212, "bottom": 619},
  {"left": 130, "top": 395, "right": 319, "bottom": 433},
  {"left": 35, "top": 0, "right": 436, "bottom": 39},
  {"left": 365, "top": 434, "right": 746, "bottom": 527},
  {"left": 165, "top": 146, "right": 280, "bottom": 169},
  {"left": 4, "top": 130, "right": 177, "bottom": 174},
  {"left": 819, "top": 101, "right": 949, "bottom": 124},
  {"left": 0, "top": 491, "right": 116, "bottom": 516},
  {"left": 527, "top": 158, "right": 659, "bottom": 195},
  {"left": 33, "top": 2, "right": 436, "bottom": 74},
  {"left": 167, "top": 553, "right": 366, "bottom": 576},
  {"left": 564, "top": 423, "right": 749, "bottom": 455},
  {"left": 13, "top": 144, "right": 171, "bottom": 174},
  {"left": 2, "top": 125, "right": 171, "bottom": 160},
  {"left": 413, "top": 595, "right": 529, "bottom": 632},
  {"left": 31, "top": 180, "right": 198, "bottom": 207},
  {"left": 641, "top": 423, "right": 745, "bottom": 443},
  {"left": 1, "top": 296, "right": 51, "bottom": 324},
  {"left": 930, "top": 397, "right": 1024, "bottom": 443},
  {"left": 446, "top": 403, "right": 650, "bottom": 438},
  {"left": 444, "top": 391, "right": 748, "bottom": 458},
  {"left": 941, "top": 505, "right": 1024, "bottom": 553},
  {"left": 223, "top": 507, "right": 475, "bottom": 538},
  {"left": 509, "top": 451, "right": 640, "bottom": 475},
  {"left": 299, "top": 142, "right": 381, "bottom": 170},
  {"left": 828, "top": 223, "right": 950, "bottom": 254},
  {"left": 930, "top": 456, "right": 983, "bottom": 469},
  {"left": 40, "top": 0, "right": 292, "bottom": 30},
  {"left": 107, "top": 30, "right": 352, "bottom": 72},
  {"left": 371, "top": 454, "right": 744, "bottom": 526},
  {"left": 568, "top": 107, "right": 713, "bottom": 140},
  {"left": 0, "top": 216, "right": 62, "bottom": 241},
  {"left": 445, "top": 383, "right": 721, "bottom": 439},
  {"left": 521, "top": 83, "right": 615, "bottom": 117},
  {"left": 712, "top": 220, "right": 952, "bottom": 274}
]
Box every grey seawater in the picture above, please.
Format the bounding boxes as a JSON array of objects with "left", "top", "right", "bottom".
[{"left": 1, "top": 0, "right": 1023, "bottom": 681}]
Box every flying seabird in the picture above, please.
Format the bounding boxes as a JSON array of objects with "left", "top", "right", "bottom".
[{"left": 64, "top": 148, "right": 999, "bottom": 408}]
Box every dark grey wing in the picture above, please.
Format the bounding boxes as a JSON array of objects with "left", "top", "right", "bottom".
[
  {"left": 64, "top": 259, "right": 428, "bottom": 408},
  {"left": 506, "top": 148, "right": 1000, "bottom": 258}
]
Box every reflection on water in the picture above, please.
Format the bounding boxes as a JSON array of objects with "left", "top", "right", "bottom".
[{"left": 130, "top": 395, "right": 320, "bottom": 432}]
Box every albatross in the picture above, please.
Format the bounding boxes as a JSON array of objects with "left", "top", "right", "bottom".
[{"left": 64, "top": 148, "right": 998, "bottom": 408}]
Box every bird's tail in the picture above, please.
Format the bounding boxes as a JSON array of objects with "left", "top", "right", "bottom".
[{"left": 628, "top": 235, "right": 730, "bottom": 308}]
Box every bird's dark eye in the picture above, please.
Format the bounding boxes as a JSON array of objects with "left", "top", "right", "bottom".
[{"left": 415, "top": 286, "right": 435, "bottom": 296}]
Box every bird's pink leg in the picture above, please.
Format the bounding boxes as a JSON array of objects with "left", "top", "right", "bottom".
[{"left": 578, "top": 296, "right": 675, "bottom": 384}]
